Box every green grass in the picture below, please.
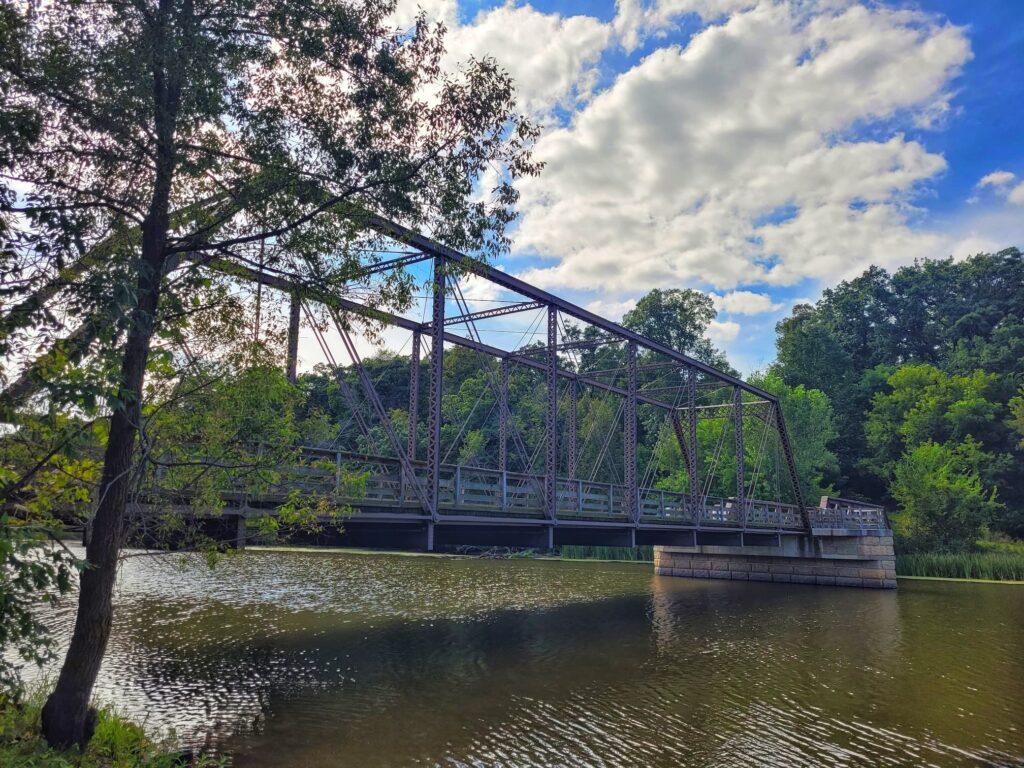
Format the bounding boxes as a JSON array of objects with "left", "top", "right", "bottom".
[
  {"left": 559, "top": 545, "right": 654, "bottom": 562},
  {"left": 896, "top": 551, "right": 1024, "bottom": 581},
  {"left": 0, "top": 685, "right": 222, "bottom": 767}
]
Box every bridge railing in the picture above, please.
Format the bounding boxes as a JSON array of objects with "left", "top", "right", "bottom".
[
  {"left": 171, "top": 446, "right": 865, "bottom": 532},
  {"left": 639, "top": 488, "right": 693, "bottom": 522},
  {"left": 808, "top": 496, "right": 889, "bottom": 531},
  {"left": 292, "top": 449, "right": 819, "bottom": 530}
]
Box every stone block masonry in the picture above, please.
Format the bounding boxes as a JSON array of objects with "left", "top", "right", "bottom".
[{"left": 654, "top": 534, "right": 897, "bottom": 589}]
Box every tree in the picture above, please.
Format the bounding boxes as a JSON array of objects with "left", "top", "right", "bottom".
[
  {"left": 2, "top": 0, "right": 538, "bottom": 746},
  {"left": 773, "top": 249, "right": 1024, "bottom": 512},
  {"left": 890, "top": 439, "right": 1001, "bottom": 552},
  {"left": 864, "top": 365, "right": 1013, "bottom": 490},
  {"left": 1011, "top": 387, "right": 1024, "bottom": 449},
  {"left": 621, "top": 288, "right": 732, "bottom": 369},
  {"left": 622, "top": 289, "right": 715, "bottom": 354}
]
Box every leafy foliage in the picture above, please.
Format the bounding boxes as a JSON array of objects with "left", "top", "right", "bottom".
[
  {"left": 889, "top": 439, "right": 1001, "bottom": 552},
  {"left": 0, "top": 523, "right": 77, "bottom": 701},
  {"left": 774, "top": 249, "right": 1024, "bottom": 541}
]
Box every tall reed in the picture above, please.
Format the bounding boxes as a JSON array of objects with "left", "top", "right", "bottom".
[
  {"left": 896, "top": 552, "right": 1024, "bottom": 581},
  {"left": 559, "top": 545, "right": 654, "bottom": 562}
]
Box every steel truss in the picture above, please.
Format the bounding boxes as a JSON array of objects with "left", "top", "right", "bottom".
[{"left": 192, "top": 215, "right": 808, "bottom": 529}]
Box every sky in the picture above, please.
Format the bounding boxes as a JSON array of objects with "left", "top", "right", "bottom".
[{"left": 327, "top": 0, "right": 1024, "bottom": 375}]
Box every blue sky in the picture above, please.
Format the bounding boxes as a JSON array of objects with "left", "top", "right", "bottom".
[{"left": 350, "top": 0, "right": 1024, "bottom": 375}]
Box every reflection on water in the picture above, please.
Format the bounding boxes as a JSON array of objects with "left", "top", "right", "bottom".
[{"left": 24, "top": 548, "right": 1024, "bottom": 766}]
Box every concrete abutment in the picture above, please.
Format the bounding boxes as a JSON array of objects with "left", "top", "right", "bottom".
[{"left": 654, "top": 533, "right": 897, "bottom": 589}]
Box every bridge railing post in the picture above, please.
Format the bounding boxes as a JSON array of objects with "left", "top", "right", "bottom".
[
  {"left": 577, "top": 479, "right": 583, "bottom": 516},
  {"left": 500, "top": 470, "right": 508, "bottom": 511},
  {"left": 335, "top": 451, "right": 342, "bottom": 495},
  {"left": 455, "top": 465, "right": 463, "bottom": 508}
]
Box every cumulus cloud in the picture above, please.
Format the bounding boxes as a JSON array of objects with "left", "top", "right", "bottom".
[
  {"left": 390, "top": 3, "right": 612, "bottom": 120},
  {"left": 512, "top": 1, "right": 971, "bottom": 293},
  {"left": 974, "top": 170, "right": 1024, "bottom": 207},
  {"left": 977, "top": 170, "right": 1016, "bottom": 188},
  {"left": 390, "top": 0, "right": 458, "bottom": 27},
  {"left": 584, "top": 296, "right": 638, "bottom": 320},
  {"left": 712, "top": 290, "right": 782, "bottom": 315},
  {"left": 707, "top": 318, "right": 741, "bottom": 343},
  {"left": 442, "top": 5, "right": 612, "bottom": 119},
  {"left": 614, "top": 0, "right": 758, "bottom": 51}
]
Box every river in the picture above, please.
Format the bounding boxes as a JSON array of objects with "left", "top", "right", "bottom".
[{"left": 27, "top": 547, "right": 1024, "bottom": 766}]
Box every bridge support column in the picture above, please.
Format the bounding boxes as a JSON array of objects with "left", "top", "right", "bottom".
[
  {"left": 654, "top": 532, "right": 896, "bottom": 589},
  {"left": 686, "top": 366, "right": 699, "bottom": 523},
  {"left": 734, "top": 386, "right": 745, "bottom": 522},
  {"left": 408, "top": 330, "right": 420, "bottom": 461},
  {"left": 425, "top": 521, "right": 435, "bottom": 552},
  {"left": 544, "top": 306, "right": 558, "bottom": 520},
  {"left": 426, "top": 257, "right": 445, "bottom": 520},
  {"left": 624, "top": 341, "right": 638, "bottom": 523},
  {"left": 568, "top": 379, "right": 578, "bottom": 478},
  {"left": 499, "top": 357, "right": 509, "bottom": 473},
  {"left": 235, "top": 513, "right": 246, "bottom": 551}
]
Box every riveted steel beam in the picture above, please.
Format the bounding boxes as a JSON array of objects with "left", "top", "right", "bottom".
[{"left": 444, "top": 300, "right": 545, "bottom": 326}]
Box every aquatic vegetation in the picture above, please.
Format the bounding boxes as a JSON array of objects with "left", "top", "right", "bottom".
[
  {"left": 896, "top": 552, "right": 1024, "bottom": 581},
  {"left": 559, "top": 545, "right": 654, "bottom": 562}
]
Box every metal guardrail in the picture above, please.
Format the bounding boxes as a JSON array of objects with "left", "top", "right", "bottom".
[
  {"left": 149, "top": 448, "right": 889, "bottom": 533},
  {"left": 808, "top": 496, "right": 889, "bottom": 531}
]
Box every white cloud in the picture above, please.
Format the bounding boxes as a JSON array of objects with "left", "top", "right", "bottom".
[
  {"left": 390, "top": 3, "right": 612, "bottom": 120},
  {"left": 973, "top": 171, "right": 1024, "bottom": 207},
  {"left": 711, "top": 290, "right": 782, "bottom": 315},
  {"left": 614, "top": 0, "right": 759, "bottom": 51},
  {"left": 583, "top": 296, "right": 638, "bottom": 320},
  {"left": 707, "top": 318, "right": 741, "bottom": 343},
  {"left": 513, "top": 2, "right": 971, "bottom": 293},
  {"left": 443, "top": 5, "right": 612, "bottom": 119},
  {"left": 977, "top": 170, "right": 1016, "bottom": 188},
  {"left": 390, "top": 0, "right": 458, "bottom": 27}
]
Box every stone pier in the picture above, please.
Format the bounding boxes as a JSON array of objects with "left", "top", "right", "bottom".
[{"left": 655, "top": 533, "right": 897, "bottom": 589}]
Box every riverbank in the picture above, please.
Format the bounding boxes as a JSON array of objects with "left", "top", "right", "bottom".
[{"left": 0, "top": 689, "right": 217, "bottom": 768}]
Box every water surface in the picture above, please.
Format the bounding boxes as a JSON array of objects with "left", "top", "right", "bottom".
[{"left": 32, "top": 548, "right": 1024, "bottom": 766}]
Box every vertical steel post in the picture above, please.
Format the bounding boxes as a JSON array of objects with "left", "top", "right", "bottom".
[
  {"left": 545, "top": 306, "right": 558, "bottom": 520},
  {"left": 499, "top": 356, "right": 509, "bottom": 473},
  {"left": 687, "top": 366, "right": 700, "bottom": 523},
  {"left": 734, "top": 385, "right": 745, "bottom": 520},
  {"left": 775, "top": 403, "right": 808, "bottom": 523},
  {"left": 425, "top": 257, "right": 445, "bottom": 530},
  {"left": 408, "top": 330, "right": 420, "bottom": 461},
  {"left": 568, "top": 379, "right": 578, "bottom": 478},
  {"left": 625, "top": 341, "right": 638, "bottom": 523},
  {"left": 285, "top": 293, "right": 301, "bottom": 384}
]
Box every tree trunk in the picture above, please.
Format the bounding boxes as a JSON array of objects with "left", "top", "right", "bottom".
[
  {"left": 41, "top": 0, "right": 184, "bottom": 743},
  {"left": 40, "top": 209, "right": 171, "bottom": 748}
]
